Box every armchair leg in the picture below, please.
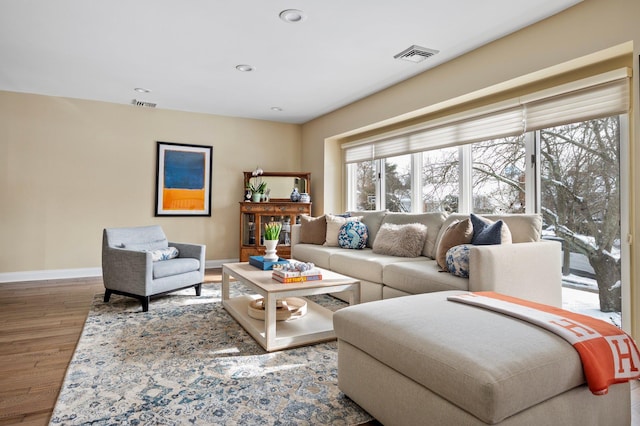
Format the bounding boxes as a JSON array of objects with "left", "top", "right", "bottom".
[
  {"left": 195, "top": 283, "right": 202, "bottom": 297},
  {"left": 104, "top": 289, "right": 112, "bottom": 302},
  {"left": 141, "top": 297, "right": 150, "bottom": 312}
]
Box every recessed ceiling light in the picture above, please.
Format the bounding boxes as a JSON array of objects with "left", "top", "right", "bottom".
[
  {"left": 236, "top": 64, "right": 255, "bottom": 72},
  {"left": 279, "top": 9, "right": 306, "bottom": 23},
  {"left": 134, "top": 87, "right": 151, "bottom": 93},
  {"left": 271, "top": 107, "right": 283, "bottom": 112}
]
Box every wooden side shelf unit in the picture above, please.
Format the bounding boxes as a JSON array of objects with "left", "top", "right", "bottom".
[{"left": 239, "top": 201, "right": 312, "bottom": 261}]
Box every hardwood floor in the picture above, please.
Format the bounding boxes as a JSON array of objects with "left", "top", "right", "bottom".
[{"left": 1, "top": 271, "right": 639, "bottom": 425}]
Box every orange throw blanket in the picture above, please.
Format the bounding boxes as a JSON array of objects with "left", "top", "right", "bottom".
[{"left": 447, "top": 291, "right": 640, "bottom": 395}]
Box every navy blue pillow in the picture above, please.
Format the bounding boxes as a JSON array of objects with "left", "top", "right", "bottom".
[{"left": 470, "top": 213, "right": 504, "bottom": 245}]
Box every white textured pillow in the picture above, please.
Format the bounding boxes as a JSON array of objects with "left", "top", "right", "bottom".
[
  {"left": 324, "top": 214, "right": 362, "bottom": 247},
  {"left": 372, "top": 223, "right": 428, "bottom": 257},
  {"left": 147, "top": 247, "right": 180, "bottom": 261}
]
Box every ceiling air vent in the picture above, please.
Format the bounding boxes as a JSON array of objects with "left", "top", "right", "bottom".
[
  {"left": 131, "top": 99, "right": 157, "bottom": 108},
  {"left": 394, "top": 45, "right": 439, "bottom": 63}
]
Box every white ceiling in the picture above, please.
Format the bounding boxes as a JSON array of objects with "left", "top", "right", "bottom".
[{"left": 0, "top": 0, "right": 582, "bottom": 124}]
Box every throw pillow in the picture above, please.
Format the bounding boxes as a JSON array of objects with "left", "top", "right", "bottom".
[
  {"left": 141, "top": 246, "right": 179, "bottom": 261},
  {"left": 470, "top": 213, "right": 513, "bottom": 245},
  {"left": 348, "top": 210, "right": 387, "bottom": 248},
  {"left": 446, "top": 244, "right": 471, "bottom": 278},
  {"left": 372, "top": 223, "right": 428, "bottom": 257},
  {"left": 338, "top": 221, "right": 368, "bottom": 249},
  {"left": 436, "top": 218, "right": 473, "bottom": 270},
  {"left": 325, "top": 214, "right": 362, "bottom": 247},
  {"left": 299, "top": 215, "right": 327, "bottom": 245}
]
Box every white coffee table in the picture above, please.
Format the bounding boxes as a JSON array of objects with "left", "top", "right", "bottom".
[{"left": 222, "top": 262, "right": 360, "bottom": 352}]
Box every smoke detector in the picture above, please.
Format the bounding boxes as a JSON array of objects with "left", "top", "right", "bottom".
[
  {"left": 394, "top": 45, "right": 439, "bottom": 63},
  {"left": 131, "top": 99, "right": 157, "bottom": 108}
]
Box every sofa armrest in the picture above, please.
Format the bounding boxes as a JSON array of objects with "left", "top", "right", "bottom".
[
  {"left": 170, "top": 241, "right": 206, "bottom": 278},
  {"left": 468, "top": 240, "right": 562, "bottom": 307},
  {"left": 291, "top": 224, "right": 301, "bottom": 249},
  {"left": 101, "top": 246, "right": 153, "bottom": 294}
]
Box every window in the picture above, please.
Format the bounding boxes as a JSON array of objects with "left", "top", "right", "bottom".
[
  {"left": 384, "top": 155, "right": 412, "bottom": 212},
  {"left": 421, "top": 147, "right": 459, "bottom": 213},
  {"left": 471, "top": 136, "right": 526, "bottom": 214},
  {"left": 539, "top": 116, "right": 622, "bottom": 323},
  {"left": 343, "top": 69, "right": 630, "bottom": 326}
]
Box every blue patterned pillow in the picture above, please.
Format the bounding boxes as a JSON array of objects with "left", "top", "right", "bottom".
[
  {"left": 338, "top": 221, "right": 368, "bottom": 249},
  {"left": 446, "top": 244, "right": 471, "bottom": 278}
]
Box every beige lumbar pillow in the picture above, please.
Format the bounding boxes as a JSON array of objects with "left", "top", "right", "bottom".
[
  {"left": 325, "top": 214, "right": 362, "bottom": 247},
  {"left": 372, "top": 223, "right": 428, "bottom": 257},
  {"left": 436, "top": 218, "right": 473, "bottom": 270}
]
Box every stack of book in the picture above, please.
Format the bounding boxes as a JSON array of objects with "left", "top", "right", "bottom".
[{"left": 272, "top": 268, "right": 323, "bottom": 283}]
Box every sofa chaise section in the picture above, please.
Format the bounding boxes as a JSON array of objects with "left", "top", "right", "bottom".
[{"left": 334, "top": 291, "right": 630, "bottom": 425}]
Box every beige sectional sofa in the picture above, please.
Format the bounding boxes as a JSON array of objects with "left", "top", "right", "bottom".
[{"left": 291, "top": 210, "right": 562, "bottom": 307}]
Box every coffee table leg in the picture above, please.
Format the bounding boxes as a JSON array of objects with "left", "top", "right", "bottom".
[
  {"left": 222, "top": 268, "right": 230, "bottom": 302},
  {"left": 265, "top": 292, "right": 276, "bottom": 350}
]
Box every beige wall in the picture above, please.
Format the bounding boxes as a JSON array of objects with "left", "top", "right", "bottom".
[
  {"left": 0, "top": 92, "right": 302, "bottom": 274},
  {"left": 300, "top": 0, "right": 640, "bottom": 335}
]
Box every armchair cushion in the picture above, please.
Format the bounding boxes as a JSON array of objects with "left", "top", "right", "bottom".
[{"left": 153, "top": 258, "right": 201, "bottom": 279}]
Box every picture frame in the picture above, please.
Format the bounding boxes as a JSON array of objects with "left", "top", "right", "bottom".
[{"left": 155, "top": 141, "right": 213, "bottom": 216}]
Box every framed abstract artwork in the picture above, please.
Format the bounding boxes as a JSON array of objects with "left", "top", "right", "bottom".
[{"left": 155, "top": 141, "right": 213, "bottom": 216}]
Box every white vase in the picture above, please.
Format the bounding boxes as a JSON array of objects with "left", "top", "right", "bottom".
[{"left": 263, "top": 239, "right": 279, "bottom": 261}]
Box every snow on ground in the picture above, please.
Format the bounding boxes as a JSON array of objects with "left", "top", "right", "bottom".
[{"left": 562, "top": 278, "right": 622, "bottom": 328}]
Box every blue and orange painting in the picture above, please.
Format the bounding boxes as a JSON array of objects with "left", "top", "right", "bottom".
[{"left": 163, "top": 150, "right": 206, "bottom": 211}]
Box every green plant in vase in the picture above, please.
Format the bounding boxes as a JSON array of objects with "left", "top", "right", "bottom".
[
  {"left": 264, "top": 222, "right": 282, "bottom": 241},
  {"left": 263, "top": 222, "right": 282, "bottom": 261}
]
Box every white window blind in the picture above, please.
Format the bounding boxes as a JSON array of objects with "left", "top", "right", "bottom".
[
  {"left": 523, "top": 76, "right": 630, "bottom": 131},
  {"left": 343, "top": 68, "right": 630, "bottom": 164}
]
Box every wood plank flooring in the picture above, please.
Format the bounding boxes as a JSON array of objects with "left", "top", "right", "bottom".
[{"left": 0, "top": 270, "right": 638, "bottom": 425}]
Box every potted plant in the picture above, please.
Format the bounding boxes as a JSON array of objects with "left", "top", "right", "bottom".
[
  {"left": 247, "top": 166, "right": 266, "bottom": 202},
  {"left": 263, "top": 222, "right": 282, "bottom": 261}
]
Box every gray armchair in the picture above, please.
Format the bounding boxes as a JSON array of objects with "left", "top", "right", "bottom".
[{"left": 102, "top": 225, "right": 206, "bottom": 311}]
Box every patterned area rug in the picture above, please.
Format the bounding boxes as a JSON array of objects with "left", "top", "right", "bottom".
[{"left": 50, "top": 284, "right": 372, "bottom": 425}]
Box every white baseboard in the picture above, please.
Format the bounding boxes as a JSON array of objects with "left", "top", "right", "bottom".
[
  {"left": 0, "top": 268, "right": 102, "bottom": 283},
  {"left": 0, "top": 258, "right": 239, "bottom": 284}
]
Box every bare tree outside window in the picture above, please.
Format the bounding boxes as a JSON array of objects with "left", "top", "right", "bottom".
[
  {"left": 385, "top": 155, "right": 411, "bottom": 212},
  {"left": 354, "top": 160, "right": 377, "bottom": 211},
  {"left": 422, "top": 147, "right": 459, "bottom": 212},
  {"left": 541, "top": 116, "right": 621, "bottom": 313},
  {"left": 472, "top": 136, "right": 526, "bottom": 214}
]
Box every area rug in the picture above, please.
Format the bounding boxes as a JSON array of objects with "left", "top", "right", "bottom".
[{"left": 49, "top": 284, "right": 373, "bottom": 425}]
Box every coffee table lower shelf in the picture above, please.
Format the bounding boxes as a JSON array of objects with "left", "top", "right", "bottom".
[{"left": 223, "top": 295, "right": 336, "bottom": 351}]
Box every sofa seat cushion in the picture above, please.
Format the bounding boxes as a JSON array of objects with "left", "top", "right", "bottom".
[
  {"left": 333, "top": 291, "right": 585, "bottom": 424},
  {"left": 382, "top": 259, "right": 469, "bottom": 294},
  {"left": 329, "top": 249, "right": 423, "bottom": 284},
  {"left": 292, "top": 244, "right": 344, "bottom": 269},
  {"left": 153, "top": 258, "right": 200, "bottom": 279}
]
